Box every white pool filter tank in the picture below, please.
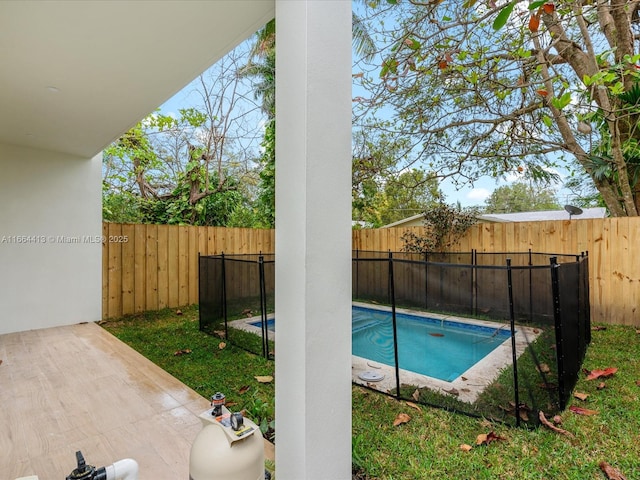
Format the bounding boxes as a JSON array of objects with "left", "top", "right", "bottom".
[{"left": 189, "top": 393, "right": 266, "bottom": 480}]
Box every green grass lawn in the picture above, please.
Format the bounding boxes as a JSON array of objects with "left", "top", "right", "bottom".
[{"left": 101, "top": 306, "right": 640, "bottom": 479}]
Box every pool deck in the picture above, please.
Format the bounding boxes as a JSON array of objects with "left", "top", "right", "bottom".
[{"left": 0, "top": 322, "right": 274, "bottom": 479}]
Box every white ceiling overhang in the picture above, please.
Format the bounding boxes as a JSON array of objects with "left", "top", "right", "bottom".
[{"left": 0, "top": 0, "right": 274, "bottom": 158}]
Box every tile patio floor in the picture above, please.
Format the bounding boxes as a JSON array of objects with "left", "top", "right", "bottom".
[{"left": 0, "top": 321, "right": 273, "bottom": 479}]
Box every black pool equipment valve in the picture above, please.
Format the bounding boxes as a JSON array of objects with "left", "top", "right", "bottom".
[
  {"left": 65, "top": 449, "right": 139, "bottom": 480},
  {"left": 66, "top": 451, "right": 105, "bottom": 480},
  {"left": 211, "top": 392, "right": 226, "bottom": 417}
]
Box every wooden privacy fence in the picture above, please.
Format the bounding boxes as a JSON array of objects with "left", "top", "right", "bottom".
[
  {"left": 103, "top": 218, "right": 640, "bottom": 326},
  {"left": 102, "top": 223, "right": 274, "bottom": 319},
  {"left": 353, "top": 218, "right": 640, "bottom": 326}
]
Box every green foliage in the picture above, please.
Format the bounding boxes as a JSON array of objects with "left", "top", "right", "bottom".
[
  {"left": 256, "top": 119, "right": 276, "bottom": 228},
  {"left": 103, "top": 79, "right": 264, "bottom": 226},
  {"left": 102, "top": 191, "right": 144, "bottom": 223},
  {"left": 492, "top": 1, "right": 516, "bottom": 31},
  {"left": 355, "top": 0, "right": 640, "bottom": 216},
  {"left": 401, "top": 202, "right": 479, "bottom": 253},
  {"left": 484, "top": 182, "right": 560, "bottom": 214},
  {"left": 352, "top": 129, "right": 442, "bottom": 227}
]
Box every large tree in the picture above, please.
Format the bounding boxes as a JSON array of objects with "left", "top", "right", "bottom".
[
  {"left": 239, "top": 20, "right": 277, "bottom": 228},
  {"left": 240, "top": 10, "right": 387, "bottom": 228},
  {"left": 352, "top": 129, "right": 442, "bottom": 226},
  {"left": 355, "top": 1, "right": 640, "bottom": 216},
  {"left": 484, "top": 181, "right": 560, "bottom": 213},
  {"left": 103, "top": 46, "right": 263, "bottom": 225}
]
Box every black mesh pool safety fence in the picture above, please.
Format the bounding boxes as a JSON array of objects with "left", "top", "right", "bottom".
[{"left": 199, "top": 250, "right": 590, "bottom": 426}]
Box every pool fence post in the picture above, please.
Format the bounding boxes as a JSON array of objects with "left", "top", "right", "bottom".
[
  {"left": 528, "top": 249, "right": 533, "bottom": 323},
  {"left": 221, "top": 252, "right": 228, "bottom": 339},
  {"left": 259, "top": 255, "right": 269, "bottom": 359},
  {"left": 582, "top": 252, "right": 591, "bottom": 346},
  {"left": 389, "top": 251, "right": 401, "bottom": 399},
  {"left": 354, "top": 249, "right": 359, "bottom": 301},
  {"left": 472, "top": 249, "right": 477, "bottom": 316},
  {"left": 506, "top": 258, "right": 521, "bottom": 427},
  {"left": 198, "top": 253, "right": 203, "bottom": 331},
  {"left": 550, "top": 256, "right": 567, "bottom": 410},
  {"left": 424, "top": 250, "right": 429, "bottom": 310}
]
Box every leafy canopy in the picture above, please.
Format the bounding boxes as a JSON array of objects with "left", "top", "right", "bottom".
[{"left": 355, "top": 0, "right": 640, "bottom": 216}]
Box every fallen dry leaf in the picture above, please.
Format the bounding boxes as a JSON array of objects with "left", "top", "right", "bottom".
[
  {"left": 499, "top": 402, "right": 532, "bottom": 422},
  {"left": 459, "top": 444, "right": 473, "bottom": 452},
  {"left": 552, "top": 415, "right": 562, "bottom": 425},
  {"left": 175, "top": 309, "right": 183, "bottom": 315},
  {"left": 599, "top": 461, "right": 628, "bottom": 480},
  {"left": 480, "top": 419, "right": 492, "bottom": 429},
  {"left": 569, "top": 405, "right": 598, "bottom": 416},
  {"left": 592, "top": 326, "right": 607, "bottom": 331},
  {"left": 173, "top": 349, "right": 192, "bottom": 356},
  {"left": 573, "top": 391, "right": 589, "bottom": 401},
  {"left": 213, "top": 330, "right": 226, "bottom": 338},
  {"left": 538, "top": 363, "right": 551, "bottom": 373},
  {"left": 476, "top": 431, "right": 506, "bottom": 446},
  {"left": 586, "top": 367, "right": 617, "bottom": 380},
  {"left": 597, "top": 382, "right": 606, "bottom": 390},
  {"left": 539, "top": 411, "right": 574, "bottom": 438},
  {"left": 218, "top": 342, "right": 226, "bottom": 350},
  {"left": 636, "top": 380, "right": 640, "bottom": 387},
  {"left": 238, "top": 385, "right": 250, "bottom": 394},
  {"left": 429, "top": 332, "right": 444, "bottom": 337},
  {"left": 443, "top": 387, "right": 459, "bottom": 396},
  {"left": 393, "top": 412, "right": 411, "bottom": 427},
  {"left": 255, "top": 375, "right": 273, "bottom": 383},
  {"left": 242, "top": 308, "right": 253, "bottom": 317},
  {"left": 538, "top": 382, "right": 558, "bottom": 390},
  {"left": 405, "top": 401, "right": 422, "bottom": 412},
  {"left": 412, "top": 388, "right": 420, "bottom": 402}
]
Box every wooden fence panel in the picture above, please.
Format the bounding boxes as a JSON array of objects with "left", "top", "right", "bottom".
[
  {"left": 134, "top": 224, "right": 146, "bottom": 313},
  {"left": 102, "top": 223, "right": 276, "bottom": 319},
  {"left": 102, "top": 222, "right": 109, "bottom": 319},
  {"left": 144, "top": 225, "right": 158, "bottom": 312},
  {"left": 107, "top": 223, "right": 122, "bottom": 318},
  {"left": 102, "top": 219, "right": 640, "bottom": 326},
  {"left": 121, "top": 223, "right": 135, "bottom": 315}
]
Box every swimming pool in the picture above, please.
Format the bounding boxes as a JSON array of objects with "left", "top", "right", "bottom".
[
  {"left": 247, "top": 307, "right": 510, "bottom": 381},
  {"left": 352, "top": 306, "right": 511, "bottom": 382},
  {"left": 232, "top": 303, "right": 540, "bottom": 402}
]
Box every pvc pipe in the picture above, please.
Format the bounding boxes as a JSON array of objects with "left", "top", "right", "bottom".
[{"left": 104, "top": 458, "right": 139, "bottom": 480}]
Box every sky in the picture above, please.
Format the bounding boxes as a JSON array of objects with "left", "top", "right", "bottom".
[
  {"left": 158, "top": 6, "right": 575, "bottom": 212},
  {"left": 160, "top": 69, "right": 575, "bottom": 212}
]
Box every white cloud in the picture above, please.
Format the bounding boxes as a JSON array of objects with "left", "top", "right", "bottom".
[{"left": 467, "top": 188, "right": 491, "bottom": 202}]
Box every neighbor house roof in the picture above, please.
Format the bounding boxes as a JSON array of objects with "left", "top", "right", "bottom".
[{"left": 381, "top": 207, "right": 607, "bottom": 228}]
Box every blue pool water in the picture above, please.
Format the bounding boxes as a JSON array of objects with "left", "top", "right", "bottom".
[{"left": 250, "top": 306, "right": 511, "bottom": 382}]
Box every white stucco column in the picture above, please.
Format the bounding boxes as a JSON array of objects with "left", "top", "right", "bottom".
[{"left": 274, "top": 1, "right": 352, "bottom": 479}]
